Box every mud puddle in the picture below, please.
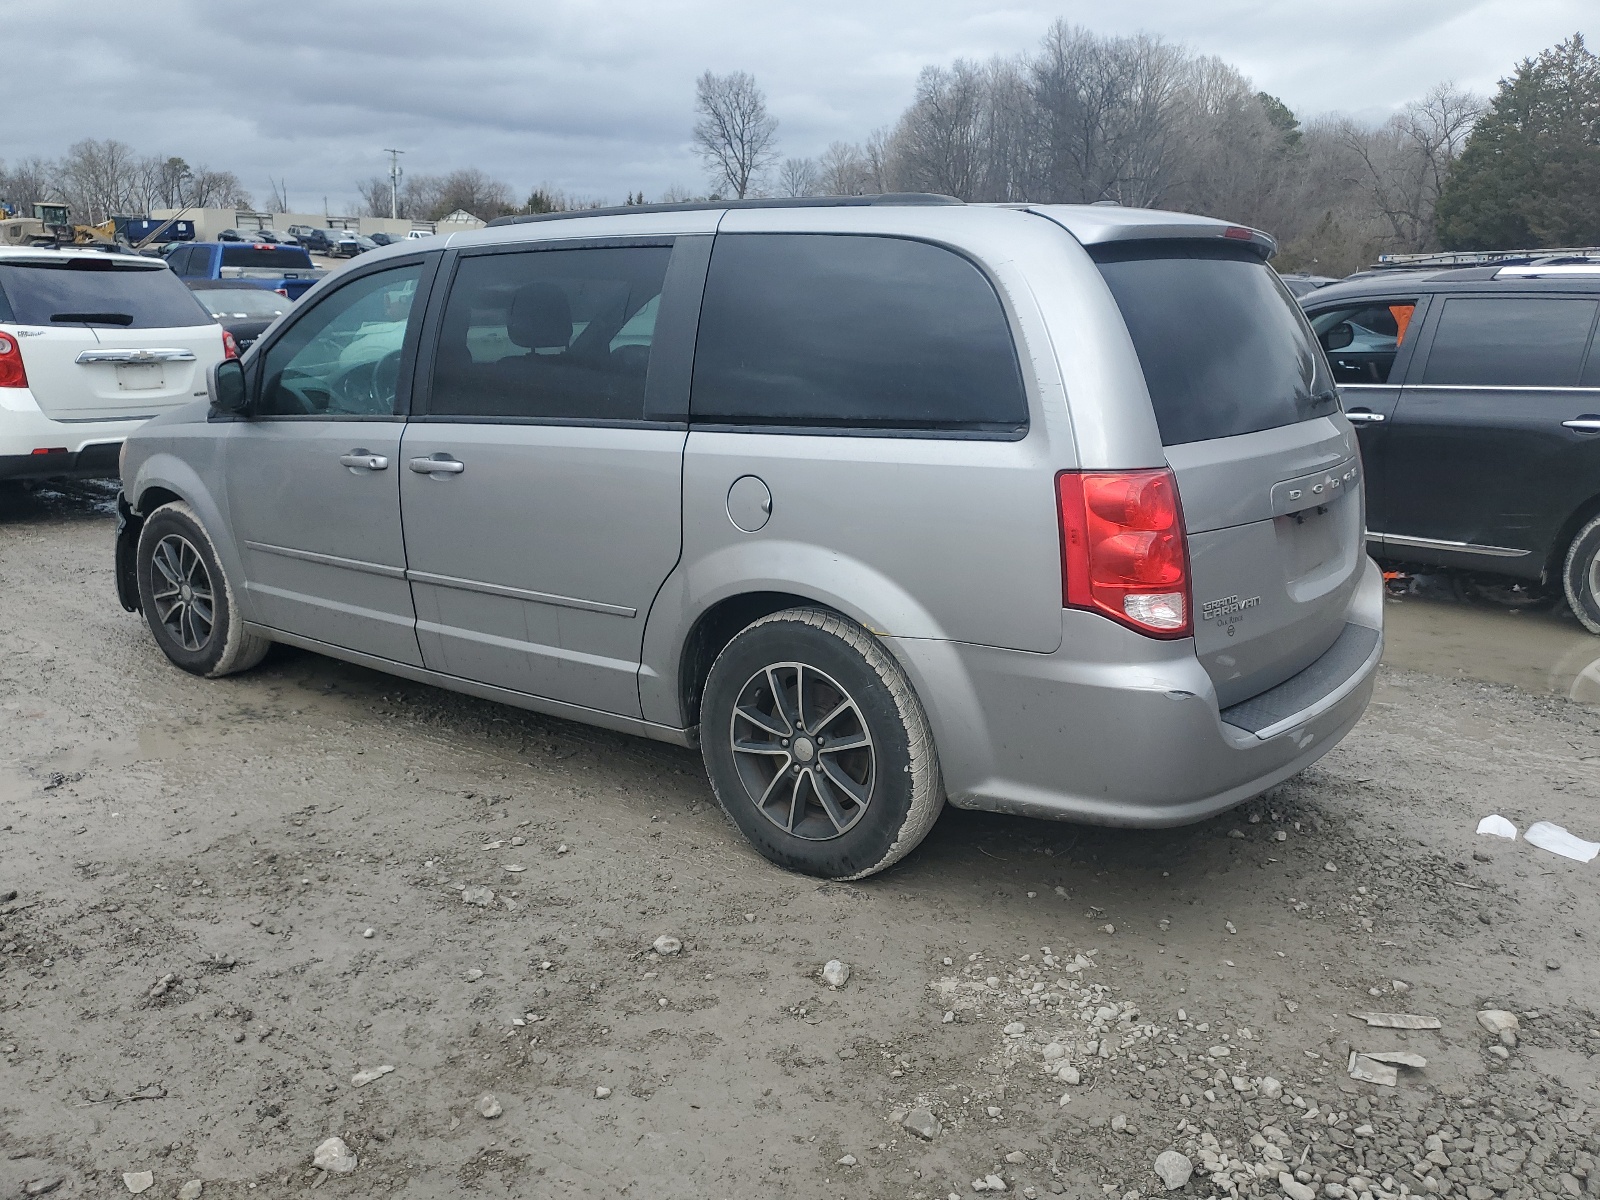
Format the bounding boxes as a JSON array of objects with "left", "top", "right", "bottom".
[{"left": 1382, "top": 585, "right": 1600, "bottom": 705}]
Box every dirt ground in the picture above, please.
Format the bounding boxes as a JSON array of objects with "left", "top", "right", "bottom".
[{"left": 3, "top": 482, "right": 1599, "bottom": 1200}]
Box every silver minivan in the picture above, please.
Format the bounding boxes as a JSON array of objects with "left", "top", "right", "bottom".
[{"left": 115, "top": 196, "right": 1382, "bottom": 879}]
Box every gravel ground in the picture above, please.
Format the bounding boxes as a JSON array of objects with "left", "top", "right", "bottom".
[{"left": 2, "top": 482, "right": 1599, "bottom": 1200}]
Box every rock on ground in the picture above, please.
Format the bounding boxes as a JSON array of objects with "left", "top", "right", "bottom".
[
  {"left": 312, "top": 1137, "right": 357, "bottom": 1173},
  {"left": 1154, "top": 1150, "right": 1193, "bottom": 1190}
]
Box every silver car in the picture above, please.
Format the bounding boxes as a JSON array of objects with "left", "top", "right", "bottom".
[{"left": 115, "top": 196, "right": 1382, "bottom": 879}]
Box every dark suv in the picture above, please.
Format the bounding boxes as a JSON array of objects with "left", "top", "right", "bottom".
[{"left": 1303, "top": 265, "right": 1600, "bottom": 632}]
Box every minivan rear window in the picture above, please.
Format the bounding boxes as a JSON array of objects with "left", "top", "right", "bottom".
[
  {"left": 0, "top": 258, "right": 212, "bottom": 329},
  {"left": 220, "top": 246, "right": 312, "bottom": 269},
  {"left": 1092, "top": 242, "right": 1336, "bottom": 446}
]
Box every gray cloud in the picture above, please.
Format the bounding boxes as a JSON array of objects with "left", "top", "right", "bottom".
[{"left": 8, "top": 0, "right": 1590, "bottom": 212}]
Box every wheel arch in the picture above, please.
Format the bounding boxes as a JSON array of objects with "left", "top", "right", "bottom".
[
  {"left": 1547, "top": 490, "right": 1600, "bottom": 583},
  {"left": 128, "top": 453, "right": 249, "bottom": 620},
  {"left": 676, "top": 590, "right": 827, "bottom": 731}
]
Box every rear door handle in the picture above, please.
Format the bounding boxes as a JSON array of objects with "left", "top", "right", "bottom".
[
  {"left": 339, "top": 450, "right": 389, "bottom": 471},
  {"left": 1561, "top": 416, "right": 1600, "bottom": 433},
  {"left": 409, "top": 455, "right": 465, "bottom": 475},
  {"left": 1345, "top": 410, "right": 1385, "bottom": 425}
]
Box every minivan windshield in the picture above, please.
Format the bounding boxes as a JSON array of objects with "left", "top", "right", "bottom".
[
  {"left": 0, "top": 258, "right": 212, "bottom": 328},
  {"left": 1092, "top": 242, "right": 1336, "bottom": 446}
]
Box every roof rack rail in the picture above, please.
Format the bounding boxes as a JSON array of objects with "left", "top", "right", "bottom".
[
  {"left": 1372, "top": 246, "right": 1600, "bottom": 270},
  {"left": 486, "top": 193, "right": 963, "bottom": 228}
]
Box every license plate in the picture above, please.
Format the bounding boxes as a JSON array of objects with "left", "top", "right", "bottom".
[{"left": 115, "top": 363, "right": 165, "bottom": 391}]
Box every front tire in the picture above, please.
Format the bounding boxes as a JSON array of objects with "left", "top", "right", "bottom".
[
  {"left": 136, "top": 501, "right": 270, "bottom": 677},
  {"left": 700, "top": 607, "right": 943, "bottom": 879},
  {"left": 1563, "top": 515, "right": 1600, "bottom": 635}
]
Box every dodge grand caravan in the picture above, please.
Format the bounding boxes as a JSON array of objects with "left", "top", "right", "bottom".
[{"left": 115, "top": 195, "right": 1383, "bottom": 879}]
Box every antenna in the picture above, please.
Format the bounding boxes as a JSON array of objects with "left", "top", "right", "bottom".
[{"left": 383, "top": 149, "right": 406, "bottom": 220}]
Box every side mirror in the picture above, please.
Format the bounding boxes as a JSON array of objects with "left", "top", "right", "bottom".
[
  {"left": 1323, "top": 322, "right": 1355, "bottom": 351},
  {"left": 209, "top": 358, "right": 250, "bottom": 416}
]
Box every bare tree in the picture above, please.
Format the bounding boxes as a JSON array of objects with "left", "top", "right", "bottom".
[
  {"left": 778, "top": 157, "right": 818, "bottom": 197},
  {"left": 58, "top": 138, "right": 142, "bottom": 223},
  {"left": 1338, "top": 84, "right": 1484, "bottom": 252},
  {"left": 267, "top": 177, "right": 290, "bottom": 213},
  {"left": 692, "top": 70, "right": 779, "bottom": 199},
  {"left": 0, "top": 156, "right": 58, "bottom": 214},
  {"left": 817, "top": 142, "right": 870, "bottom": 195}
]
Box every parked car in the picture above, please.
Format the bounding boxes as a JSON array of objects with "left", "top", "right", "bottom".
[
  {"left": 332, "top": 231, "right": 379, "bottom": 258},
  {"left": 185, "top": 279, "right": 295, "bottom": 353},
  {"left": 1279, "top": 272, "right": 1339, "bottom": 297},
  {"left": 250, "top": 229, "right": 295, "bottom": 245},
  {"left": 0, "top": 245, "right": 226, "bottom": 483},
  {"left": 368, "top": 232, "right": 400, "bottom": 246},
  {"left": 404, "top": 230, "right": 431, "bottom": 241},
  {"left": 1303, "top": 263, "right": 1600, "bottom": 632},
  {"left": 290, "top": 228, "right": 337, "bottom": 254},
  {"left": 216, "top": 229, "right": 247, "bottom": 242},
  {"left": 169, "top": 241, "right": 326, "bottom": 301},
  {"left": 116, "top": 196, "right": 1381, "bottom": 878}
]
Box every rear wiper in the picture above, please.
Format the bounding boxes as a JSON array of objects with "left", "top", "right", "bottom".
[{"left": 52, "top": 312, "right": 135, "bottom": 325}]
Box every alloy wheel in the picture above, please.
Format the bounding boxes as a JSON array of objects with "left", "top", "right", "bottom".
[
  {"left": 728, "top": 662, "right": 875, "bottom": 841},
  {"left": 149, "top": 533, "right": 215, "bottom": 652}
]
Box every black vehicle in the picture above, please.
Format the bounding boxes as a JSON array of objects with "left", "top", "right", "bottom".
[
  {"left": 1279, "top": 272, "right": 1338, "bottom": 297},
  {"left": 216, "top": 229, "right": 247, "bottom": 242},
  {"left": 332, "top": 231, "right": 378, "bottom": 257},
  {"left": 367, "top": 231, "right": 400, "bottom": 246},
  {"left": 184, "top": 279, "right": 295, "bottom": 353},
  {"left": 1303, "top": 263, "right": 1600, "bottom": 631},
  {"left": 291, "top": 228, "right": 336, "bottom": 254}
]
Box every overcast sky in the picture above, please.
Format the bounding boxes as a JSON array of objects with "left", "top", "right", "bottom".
[{"left": 9, "top": 0, "right": 1592, "bottom": 215}]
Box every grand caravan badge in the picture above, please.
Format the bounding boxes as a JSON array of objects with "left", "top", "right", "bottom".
[{"left": 1201, "top": 594, "right": 1262, "bottom": 624}]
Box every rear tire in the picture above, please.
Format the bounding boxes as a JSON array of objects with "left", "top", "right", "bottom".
[
  {"left": 1563, "top": 515, "right": 1600, "bottom": 635},
  {"left": 136, "top": 501, "right": 270, "bottom": 677},
  {"left": 700, "top": 607, "right": 943, "bottom": 879}
]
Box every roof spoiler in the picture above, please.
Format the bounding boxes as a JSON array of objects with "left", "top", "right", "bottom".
[{"left": 1025, "top": 205, "right": 1277, "bottom": 260}]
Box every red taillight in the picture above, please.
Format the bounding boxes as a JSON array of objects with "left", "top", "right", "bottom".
[
  {"left": 0, "top": 334, "right": 28, "bottom": 390},
  {"left": 1057, "top": 468, "right": 1191, "bottom": 638},
  {"left": 274, "top": 287, "right": 289, "bottom": 298},
  {"left": 1224, "top": 226, "right": 1254, "bottom": 240},
  {"left": 222, "top": 330, "right": 240, "bottom": 360}
]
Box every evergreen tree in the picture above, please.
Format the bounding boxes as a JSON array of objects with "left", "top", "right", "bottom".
[{"left": 1435, "top": 34, "right": 1600, "bottom": 249}]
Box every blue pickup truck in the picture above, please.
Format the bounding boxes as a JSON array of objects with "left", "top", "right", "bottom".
[{"left": 168, "top": 241, "right": 327, "bottom": 300}]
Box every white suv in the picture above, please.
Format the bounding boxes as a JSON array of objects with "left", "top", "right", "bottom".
[{"left": 0, "top": 246, "right": 227, "bottom": 483}]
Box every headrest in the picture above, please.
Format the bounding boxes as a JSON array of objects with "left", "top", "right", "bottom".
[{"left": 506, "top": 281, "right": 572, "bottom": 350}]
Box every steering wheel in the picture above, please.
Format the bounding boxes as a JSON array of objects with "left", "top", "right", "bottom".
[{"left": 330, "top": 350, "right": 402, "bottom": 413}]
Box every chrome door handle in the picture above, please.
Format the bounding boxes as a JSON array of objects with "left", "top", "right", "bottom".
[
  {"left": 1344, "top": 410, "right": 1385, "bottom": 425},
  {"left": 409, "top": 456, "right": 465, "bottom": 475},
  {"left": 339, "top": 450, "right": 389, "bottom": 471},
  {"left": 1561, "top": 417, "right": 1600, "bottom": 433}
]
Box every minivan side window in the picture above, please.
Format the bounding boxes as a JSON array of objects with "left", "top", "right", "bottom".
[
  {"left": 1307, "top": 301, "right": 1417, "bottom": 385},
  {"left": 690, "top": 233, "right": 1028, "bottom": 434},
  {"left": 256, "top": 264, "right": 423, "bottom": 417},
  {"left": 1421, "top": 297, "right": 1600, "bottom": 388},
  {"left": 425, "top": 245, "right": 671, "bottom": 422}
]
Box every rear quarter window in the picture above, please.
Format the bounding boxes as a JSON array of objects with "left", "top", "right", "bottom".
[
  {"left": 1421, "top": 296, "right": 1600, "bottom": 387},
  {"left": 1093, "top": 242, "right": 1336, "bottom": 446},
  {"left": 690, "top": 233, "right": 1028, "bottom": 435},
  {"left": 0, "top": 259, "right": 212, "bottom": 329}
]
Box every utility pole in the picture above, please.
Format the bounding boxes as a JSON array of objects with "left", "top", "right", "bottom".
[{"left": 383, "top": 148, "right": 405, "bottom": 220}]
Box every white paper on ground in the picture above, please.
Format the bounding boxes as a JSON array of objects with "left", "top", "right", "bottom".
[
  {"left": 1524, "top": 821, "right": 1600, "bottom": 863},
  {"left": 1476, "top": 814, "right": 1518, "bottom": 839}
]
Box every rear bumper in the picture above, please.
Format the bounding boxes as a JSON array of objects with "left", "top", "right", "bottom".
[
  {"left": 0, "top": 392, "right": 153, "bottom": 481},
  {"left": 891, "top": 556, "right": 1384, "bottom": 827}
]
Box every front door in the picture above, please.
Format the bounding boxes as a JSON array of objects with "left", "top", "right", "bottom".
[
  {"left": 399, "top": 239, "right": 694, "bottom": 716},
  {"left": 1380, "top": 293, "right": 1600, "bottom": 567},
  {"left": 1306, "top": 294, "right": 1426, "bottom": 536},
  {"left": 225, "top": 259, "right": 431, "bottom": 664}
]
